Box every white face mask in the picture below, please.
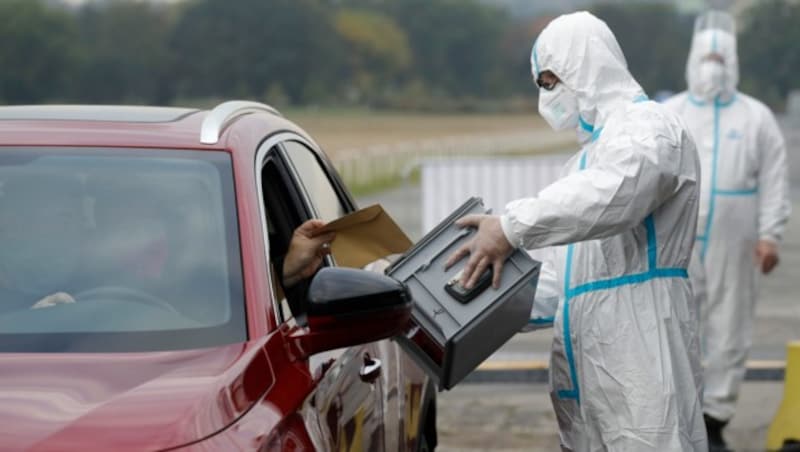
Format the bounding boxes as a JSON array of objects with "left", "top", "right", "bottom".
[
  {"left": 696, "top": 60, "right": 726, "bottom": 99},
  {"left": 538, "top": 83, "right": 579, "bottom": 131}
]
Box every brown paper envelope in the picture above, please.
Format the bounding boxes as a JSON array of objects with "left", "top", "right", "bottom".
[
  {"left": 321, "top": 204, "right": 413, "bottom": 269},
  {"left": 322, "top": 204, "right": 383, "bottom": 231}
]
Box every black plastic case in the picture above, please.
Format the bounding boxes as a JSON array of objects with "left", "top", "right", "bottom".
[{"left": 387, "top": 197, "right": 540, "bottom": 390}]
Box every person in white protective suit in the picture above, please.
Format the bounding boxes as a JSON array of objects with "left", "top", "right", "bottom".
[
  {"left": 446, "top": 11, "right": 708, "bottom": 451},
  {"left": 664, "top": 11, "right": 791, "bottom": 451}
]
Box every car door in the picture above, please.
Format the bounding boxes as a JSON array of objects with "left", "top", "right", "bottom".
[{"left": 257, "top": 135, "right": 388, "bottom": 451}]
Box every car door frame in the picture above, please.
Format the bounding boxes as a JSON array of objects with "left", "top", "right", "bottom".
[{"left": 254, "top": 132, "right": 390, "bottom": 451}]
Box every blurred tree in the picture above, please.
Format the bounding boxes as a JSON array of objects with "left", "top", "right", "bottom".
[
  {"left": 497, "top": 15, "right": 555, "bottom": 98},
  {"left": 74, "top": 0, "right": 176, "bottom": 104},
  {"left": 340, "top": 0, "right": 509, "bottom": 100},
  {"left": 14, "top": 0, "right": 793, "bottom": 111},
  {"left": 738, "top": 0, "right": 800, "bottom": 109},
  {"left": 385, "top": 0, "right": 508, "bottom": 98},
  {"left": 169, "top": 0, "right": 346, "bottom": 105},
  {"left": 591, "top": 3, "right": 693, "bottom": 96},
  {"left": 0, "top": 0, "right": 78, "bottom": 104},
  {"left": 334, "top": 9, "right": 411, "bottom": 103}
]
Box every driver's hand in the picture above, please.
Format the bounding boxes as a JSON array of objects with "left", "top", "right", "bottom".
[
  {"left": 283, "top": 219, "right": 336, "bottom": 288},
  {"left": 31, "top": 292, "right": 76, "bottom": 309}
]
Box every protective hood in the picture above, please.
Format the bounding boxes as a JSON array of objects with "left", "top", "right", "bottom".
[
  {"left": 686, "top": 12, "right": 739, "bottom": 102},
  {"left": 531, "top": 11, "right": 645, "bottom": 136}
]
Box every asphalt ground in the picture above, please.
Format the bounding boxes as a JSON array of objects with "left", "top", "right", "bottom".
[{"left": 434, "top": 382, "right": 783, "bottom": 452}]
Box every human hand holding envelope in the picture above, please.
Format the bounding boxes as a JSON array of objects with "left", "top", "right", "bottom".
[{"left": 320, "top": 205, "right": 413, "bottom": 269}]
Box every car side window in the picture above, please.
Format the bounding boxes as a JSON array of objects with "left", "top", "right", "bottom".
[
  {"left": 258, "top": 138, "right": 350, "bottom": 325},
  {"left": 260, "top": 147, "right": 307, "bottom": 325},
  {"left": 280, "top": 141, "right": 347, "bottom": 222}
]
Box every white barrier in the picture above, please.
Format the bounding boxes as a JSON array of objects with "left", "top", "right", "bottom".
[
  {"left": 421, "top": 153, "right": 573, "bottom": 233},
  {"left": 333, "top": 129, "right": 574, "bottom": 192}
]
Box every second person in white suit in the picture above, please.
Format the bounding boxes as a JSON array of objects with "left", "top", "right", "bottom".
[{"left": 664, "top": 10, "right": 791, "bottom": 451}]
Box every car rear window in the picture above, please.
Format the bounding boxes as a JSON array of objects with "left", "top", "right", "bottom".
[{"left": 0, "top": 147, "right": 246, "bottom": 352}]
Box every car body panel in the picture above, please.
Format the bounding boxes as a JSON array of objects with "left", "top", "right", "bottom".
[
  {"left": 0, "top": 337, "right": 281, "bottom": 451},
  {"left": 0, "top": 104, "right": 434, "bottom": 451}
]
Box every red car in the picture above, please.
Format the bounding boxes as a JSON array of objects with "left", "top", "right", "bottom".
[{"left": 0, "top": 102, "right": 437, "bottom": 451}]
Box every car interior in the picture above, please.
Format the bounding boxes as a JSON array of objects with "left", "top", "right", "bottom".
[
  {"left": 258, "top": 140, "right": 356, "bottom": 324},
  {"left": 260, "top": 148, "right": 314, "bottom": 322}
]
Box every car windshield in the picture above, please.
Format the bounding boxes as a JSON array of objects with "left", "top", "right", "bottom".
[{"left": 0, "top": 148, "right": 245, "bottom": 352}]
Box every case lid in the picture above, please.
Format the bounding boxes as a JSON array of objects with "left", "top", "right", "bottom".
[{"left": 388, "top": 197, "right": 540, "bottom": 389}]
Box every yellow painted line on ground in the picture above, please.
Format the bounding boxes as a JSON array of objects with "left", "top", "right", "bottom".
[
  {"left": 477, "top": 360, "right": 786, "bottom": 371},
  {"left": 747, "top": 360, "right": 786, "bottom": 369},
  {"left": 477, "top": 360, "right": 549, "bottom": 371}
]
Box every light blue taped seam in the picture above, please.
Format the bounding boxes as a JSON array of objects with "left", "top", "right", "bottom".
[
  {"left": 645, "top": 214, "right": 657, "bottom": 269},
  {"left": 557, "top": 120, "right": 686, "bottom": 403},
  {"left": 714, "top": 188, "right": 758, "bottom": 196},
  {"left": 578, "top": 151, "right": 587, "bottom": 169},
  {"left": 688, "top": 93, "right": 736, "bottom": 108},
  {"left": 583, "top": 94, "right": 645, "bottom": 145},
  {"left": 579, "top": 115, "right": 594, "bottom": 133},
  {"left": 688, "top": 94, "right": 705, "bottom": 107},
  {"left": 567, "top": 268, "right": 689, "bottom": 300},
  {"left": 698, "top": 93, "right": 738, "bottom": 257},
  {"left": 559, "top": 242, "right": 579, "bottom": 401},
  {"left": 580, "top": 117, "right": 608, "bottom": 162},
  {"left": 560, "top": 93, "right": 660, "bottom": 405},
  {"left": 529, "top": 317, "right": 555, "bottom": 325},
  {"left": 591, "top": 127, "right": 604, "bottom": 143},
  {"left": 717, "top": 95, "right": 736, "bottom": 108},
  {"left": 557, "top": 264, "right": 689, "bottom": 402},
  {"left": 689, "top": 91, "right": 740, "bottom": 254},
  {"left": 700, "top": 97, "right": 721, "bottom": 260}
]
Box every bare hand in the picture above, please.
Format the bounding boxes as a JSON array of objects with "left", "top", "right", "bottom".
[
  {"left": 283, "top": 219, "right": 336, "bottom": 287},
  {"left": 444, "top": 214, "right": 514, "bottom": 289},
  {"left": 755, "top": 240, "right": 779, "bottom": 274}
]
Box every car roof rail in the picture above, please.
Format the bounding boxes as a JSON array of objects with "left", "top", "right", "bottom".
[{"left": 200, "top": 100, "right": 281, "bottom": 144}]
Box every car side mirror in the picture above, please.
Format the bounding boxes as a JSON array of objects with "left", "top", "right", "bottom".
[{"left": 288, "top": 267, "right": 412, "bottom": 359}]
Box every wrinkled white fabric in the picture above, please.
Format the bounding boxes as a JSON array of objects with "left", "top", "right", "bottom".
[
  {"left": 522, "top": 256, "right": 560, "bottom": 331},
  {"left": 509, "top": 11, "right": 707, "bottom": 450},
  {"left": 665, "top": 20, "right": 791, "bottom": 422}
]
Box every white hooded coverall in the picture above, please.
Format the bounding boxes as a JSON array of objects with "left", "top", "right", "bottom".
[
  {"left": 664, "top": 27, "right": 791, "bottom": 422},
  {"left": 505, "top": 12, "right": 707, "bottom": 450}
]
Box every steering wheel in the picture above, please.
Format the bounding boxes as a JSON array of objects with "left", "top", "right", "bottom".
[{"left": 73, "top": 286, "right": 179, "bottom": 315}]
